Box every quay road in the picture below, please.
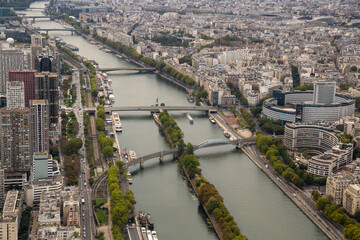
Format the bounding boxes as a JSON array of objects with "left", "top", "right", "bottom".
[
  {"left": 243, "top": 145, "right": 344, "bottom": 240},
  {"left": 71, "top": 67, "right": 96, "bottom": 239}
]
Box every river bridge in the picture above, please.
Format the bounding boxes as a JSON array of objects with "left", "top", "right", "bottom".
[
  {"left": 1, "top": 15, "right": 59, "bottom": 22},
  {"left": 126, "top": 137, "right": 256, "bottom": 167},
  {"left": 99, "top": 67, "right": 155, "bottom": 72},
  {"left": 34, "top": 28, "right": 81, "bottom": 35},
  {"left": 96, "top": 105, "right": 218, "bottom": 113}
]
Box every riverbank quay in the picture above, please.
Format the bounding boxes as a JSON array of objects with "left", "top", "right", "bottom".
[{"left": 241, "top": 145, "right": 344, "bottom": 240}]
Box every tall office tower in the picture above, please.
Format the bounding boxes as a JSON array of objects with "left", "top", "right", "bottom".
[
  {"left": 35, "top": 72, "right": 58, "bottom": 124},
  {"left": 313, "top": 81, "right": 336, "bottom": 105},
  {"left": 8, "top": 70, "right": 36, "bottom": 107},
  {"left": 30, "top": 45, "right": 42, "bottom": 69},
  {"left": 0, "top": 49, "right": 24, "bottom": 93},
  {"left": 0, "top": 108, "right": 31, "bottom": 172},
  {"left": 30, "top": 99, "right": 49, "bottom": 153},
  {"left": 6, "top": 81, "right": 25, "bottom": 108},
  {"left": 35, "top": 55, "right": 55, "bottom": 72},
  {"left": 31, "top": 34, "right": 46, "bottom": 48}
]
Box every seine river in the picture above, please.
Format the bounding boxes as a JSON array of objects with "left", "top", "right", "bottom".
[{"left": 21, "top": 2, "right": 328, "bottom": 239}]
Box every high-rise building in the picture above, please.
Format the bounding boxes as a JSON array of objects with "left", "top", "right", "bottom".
[
  {"left": 30, "top": 99, "right": 49, "bottom": 153},
  {"left": 0, "top": 190, "right": 22, "bottom": 240},
  {"left": 33, "top": 153, "right": 53, "bottom": 181},
  {"left": 30, "top": 45, "right": 42, "bottom": 70},
  {"left": 9, "top": 70, "right": 36, "bottom": 107},
  {"left": 313, "top": 81, "right": 336, "bottom": 105},
  {"left": 35, "top": 55, "right": 55, "bottom": 72},
  {"left": 0, "top": 49, "right": 24, "bottom": 93},
  {"left": 6, "top": 81, "right": 25, "bottom": 108},
  {"left": 0, "top": 108, "right": 31, "bottom": 172},
  {"left": 31, "top": 34, "right": 46, "bottom": 48},
  {"left": 35, "top": 72, "right": 58, "bottom": 124}
]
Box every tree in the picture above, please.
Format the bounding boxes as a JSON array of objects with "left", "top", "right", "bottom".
[
  {"left": 103, "top": 145, "right": 114, "bottom": 158},
  {"left": 206, "top": 197, "right": 221, "bottom": 213},
  {"left": 186, "top": 143, "right": 194, "bottom": 155},
  {"left": 282, "top": 168, "right": 295, "bottom": 182},
  {"left": 97, "top": 108, "right": 106, "bottom": 120},
  {"left": 316, "top": 197, "right": 331, "bottom": 211},
  {"left": 96, "top": 117, "right": 105, "bottom": 131}
]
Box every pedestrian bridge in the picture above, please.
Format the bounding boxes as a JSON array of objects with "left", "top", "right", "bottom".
[
  {"left": 126, "top": 137, "right": 256, "bottom": 166},
  {"left": 99, "top": 67, "right": 155, "bottom": 72}
]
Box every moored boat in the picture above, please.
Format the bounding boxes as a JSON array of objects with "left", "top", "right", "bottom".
[{"left": 186, "top": 112, "right": 194, "bottom": 124}]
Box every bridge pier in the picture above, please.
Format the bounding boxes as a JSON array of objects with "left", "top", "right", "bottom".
[
  {"left": 159, "top": 155, "right": 164, "bottom": 163},
  {"left": 71, "top": 30, "right": 74, "bottom": 36},
  {"left": 140, "top": 159, "right": 144, "bottom": 169}
]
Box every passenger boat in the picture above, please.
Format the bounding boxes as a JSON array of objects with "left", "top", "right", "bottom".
[
  {"left": 109, "top": 94, "right": 115, "bottom": 102},
  {"left": 223, "top": 131, "right": 230, "bottom": 138},
  {"left": 209, "top": 117, "right": 216, "bottom": 124},
  {"left": 186, "top": 113, "right": 194, "bottom": 124},
  {"left": 138, "top": 210, "right": 146, "bottom": 227},
  {"left": 102, "top": 73, "right": 108, "bottom": 82},
  {"left": 127, "top": 171, "right": 133, "bottom": 184},
  {"left": 187, "top": 94, "right": 194, "bottom": 103},
  {"left": 152, "top": 231, "right": 159, "bottom": 240},
  {"left": 129, "top": 150, "right": 137, "bottom": 161},
  {"left": 112, "top": 113, "right": 122, "bottom": 132},
  {"left": 146, "top": 213, "right": 154, "bottom": 230},
  {"left": 115, "top": 54, "right": 123, "bottom": 58}
]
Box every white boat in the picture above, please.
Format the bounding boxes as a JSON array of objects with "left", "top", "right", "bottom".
[
  {"left": 186, "top": 113, "right": 194, "bottom": 124},
  {"left": 112, "top": 113, "right": 122, "bottom": 132},
  {"left": 223, "top": 131, "right": 230, "bottom": 138},
  {"left": 109, "top": 94, "right": 115, "bottom": 102},
  {"left": 209, "top": 118, "right": 216, "bottom": 124},
  {"left": 127, "top": 171, "right": 133, "bottom": 184},
  {"left": 129, "top": 150, "right": 137, "bottom": 160}
]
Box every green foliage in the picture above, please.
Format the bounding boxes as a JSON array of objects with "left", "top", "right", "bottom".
[
  {"left": 108, "top": 165, "right": 136, "bottom": 238},
  {"left": 61, "top": 62, "right": 74, "bottom": 75},
  {"left": 140, "top": 57, "right": 156, "bottom": 67},
  {"left": 96, "top": 117, "right": 105, "bottom": 132},
  {"left": 179, "top": 54, "right": 193, "bottom": 65},
  {"left": 159, "top": 111, "right": 184, "bottom": 147},
  {"left": 241, "top": 108, "right": 256, "bottom": 132},
  {"left": 181, "top": 154, "right": 202, "bottom": 178},
  {"left": 294, "top": 84, "right": 313, "bottom": 91},
  {"left": 257, "top": 117, "right": 284, "bottom": 135},
  {"left": 350, "top": 66, "right": 358, "bottom": 72},
  {"left": 227, "top": 82, "right": 248, "bottom": 105},
  {"left": 291, "top": 65, "right": 300, "bottom": 88},
  {"left": 18, "top": 206, "right": 32, "bottom": 240},
  {"left": 152, "top": 35, "right": 189, "bottom": 47},
  {"left": 255, "top": 134, "right": 315, "bottom": 187}
]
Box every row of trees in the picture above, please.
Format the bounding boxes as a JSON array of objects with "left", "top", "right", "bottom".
[
  {"left": 60, "top": 111, "right": 83, "bottom": 185},
  {"left": 313, "top": 192, "right": 360, "bottom": 240},
  {"left": 157, "top": 61, "right": 196, "bottom": 86},
  {"left": 152, "top": 34, "right": 189, "bottom": 47},
  {"left": 291, "top": 65, "right": 300, "bottom": 88},
  {"left": 96, "top": 105, "right": 114, "bottom": 158},
  {"left": 92, "top": 33, "right": 196, "bottom": 88},
  {"left": 18, "top": 206, "right": 32, "bottom": 240},
  {"left": 256, "top": 134, "right": 326, "bottom": 187},
  {"left": 83, "top": 112, "right": 95, "bottom": 168},
  {"left": 178, "top": 144, "right": 246, "bottom": 240},
  {"left": 240, "top": 108, "right": 256, "bottom": 132},
  {"left": 84, "top": 61, "right": 98, "bottom": 99},
  {"left": 108, "top": 164, "right": 136, "bottom": 240},
  {"left": 56, "top": 42, "right": 81, "bottom": 62},
  {"left": 158, "top": 111, "right": 184, "bottom": 147}
]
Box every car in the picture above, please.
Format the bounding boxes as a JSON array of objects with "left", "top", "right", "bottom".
[{"left": 293, "top": 193, "right": 296, "bottom": 197}]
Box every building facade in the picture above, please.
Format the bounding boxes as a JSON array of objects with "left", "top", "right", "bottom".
[
  {"left": 326, "top": 173, "right": 357, "bottom": 205},
  {"left": 30, "top": 99, "right": 49, "bottom": 153},
  {"left": 0, "top": 108, "right": 31, "bottom": 172},
  {"left": 0, "top": 50, "right": 24, "bottom": 93},
  {"left": 35, "top": 72, "right": 58, "bottom": 124},
  {"left": 8, "top": 70, "right": 36, "bottom": 107},
  {"left": 343, "top": 184, "right": 360, "bottom": 215},
  {"left": 6, "top": 81, "right": 24, "bottom": 108},
  {"left": 0, "top": 190, "right": 22, "bottom": 240},
  {"left": 313, "top": 81, "right": 336, "bottom": 105},
  {"left": 33, "top": 153, "right": 53, "bottom": 181}
]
